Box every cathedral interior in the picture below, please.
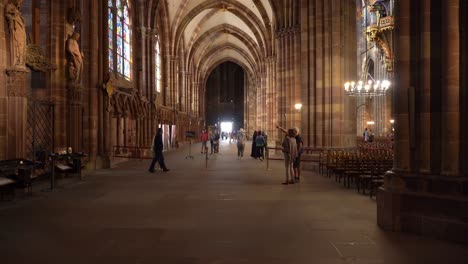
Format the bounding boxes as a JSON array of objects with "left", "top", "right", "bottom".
[{"left": 0, "top": 0, "right": 468, "bottom": 261}]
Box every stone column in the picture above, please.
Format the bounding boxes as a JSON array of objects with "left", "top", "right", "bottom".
[
  {"left": 167, "top": 55, "right": 178, "bottom": 108},
  {"left": 377, "top": 0, "right": 468, "bottom": 243},
  {"left": 2, "top": 0, "right": 31, "bottom": 159},
  {"left": 5, "top": 67, "right": 30, "bottom": 159},
  {"left": 265, "top": 56, "right": 277, "bottom": 143},
  {"left": 300, "top": 0, "right": 355, "bottom": 148},
  {"left": 67, "top": 83, "right": 83, "bottom": 152}
]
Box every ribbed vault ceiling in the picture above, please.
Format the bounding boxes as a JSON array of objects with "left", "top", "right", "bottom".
[{"left": 158, "top": 0, "right": 275, "bottom": 82}]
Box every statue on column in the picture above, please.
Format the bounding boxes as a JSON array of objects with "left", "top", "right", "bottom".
[
  {"left": 66, "top": 32, "right": 84, "bottom": 83},
  {"left": 5, "top": 0, "right": 27, "bottom": 67}
]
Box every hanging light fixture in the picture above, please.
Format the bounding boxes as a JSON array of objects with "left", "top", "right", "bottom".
[{"left": 344, "top": 78, "right": 391, "bottom": 96}]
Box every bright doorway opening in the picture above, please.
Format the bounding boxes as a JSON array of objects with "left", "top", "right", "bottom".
[{"left": 220, "top": 122, "right": 233, "bottom": 133}]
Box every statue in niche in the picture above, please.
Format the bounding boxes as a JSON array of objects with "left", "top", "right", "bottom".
[
  {"left": 5, "top": 0, "right": 27, "bottom": 67},
  {"left": 66, "top": 32, "right": 84, "bottom": 83}
]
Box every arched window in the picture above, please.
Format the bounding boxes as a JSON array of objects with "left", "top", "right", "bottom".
[
  {"left": 108, "top": 0, "right": 132, "bottom": 80},
  {"left": 154, "top": 35, "right": 161, "bottom": 93}
]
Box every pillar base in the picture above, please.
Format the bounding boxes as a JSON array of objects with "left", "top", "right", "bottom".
[{"left": 377, "top": 171, "right": 468, "bottom": 243}]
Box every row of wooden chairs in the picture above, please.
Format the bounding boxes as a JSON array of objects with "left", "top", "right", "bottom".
[{"left": 319, "top": 149, "right": 393, "bottom": 198}]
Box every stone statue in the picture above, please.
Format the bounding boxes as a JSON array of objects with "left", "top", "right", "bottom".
[
  {"left": 66, "top": 32, "right": 84, "bottom": 83},
  {"left": 5, "top": 0, "right": 27, "bottom": 67}
]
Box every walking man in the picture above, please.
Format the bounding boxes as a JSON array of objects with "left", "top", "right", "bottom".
[{"left": 148, "top": 128, "right": 170, "bottom": 173}]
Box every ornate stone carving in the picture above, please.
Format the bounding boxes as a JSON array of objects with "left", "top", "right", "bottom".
[
  {"left": 25, "top": 44, "right": 57, "bottom": 72},
  {"left": 5, "top": 0, "right": 27, "bottom": 67},
  {"left": 66, "top": 32, "right": 84, "bottom": 83},
  {"left": 365, "top": 26, "right": 379, "bottom": 42}
]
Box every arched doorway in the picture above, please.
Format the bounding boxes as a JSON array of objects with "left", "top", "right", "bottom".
[{"left": 205, "top": 61, "right": 245, "bottom": 131}]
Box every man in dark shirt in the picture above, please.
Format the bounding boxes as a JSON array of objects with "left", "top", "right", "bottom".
[{"left": 148, "top": 128, "right": 170, "bottom": 173}]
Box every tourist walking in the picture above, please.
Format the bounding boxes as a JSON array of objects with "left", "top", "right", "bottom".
[
  {"left": 148, "top": 128, "right": 170, "bottom": 173},
  {"left": 200, "top": 129, "right": 208, "bottom": 154},
  {"left": 236, "top": 128, "right": 246, "bottom": 159}
]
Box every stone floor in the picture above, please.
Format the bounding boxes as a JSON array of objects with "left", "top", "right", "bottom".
[{"left": 1, "top": 141, "right": 467, "bottom": 264}]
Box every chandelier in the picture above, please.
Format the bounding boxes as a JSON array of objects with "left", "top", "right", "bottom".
[{"left": 344, "top": 78, "right": 391, "bottom": 96}]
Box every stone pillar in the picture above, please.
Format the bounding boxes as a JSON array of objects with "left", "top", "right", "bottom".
[
  {"left": 5, "top": 67, "right": 30, "bottom": 159},
  {"left": 377, "top": 0, "right": 468, "bottom": 243},
  {"left": 67, "top": 83, "right": 83, "bottom": 152},
  {"left": 2, "top": 0, "right": 31, "bottom": 159},
  {"left": 265, "top": 56, "right": 277, "bottom": 144},
  {"left": 300, "top": 0, "right": 355, "bottom": 148},
  {"left": 167, "top": 55, "right": 178, "bottom": 108}
]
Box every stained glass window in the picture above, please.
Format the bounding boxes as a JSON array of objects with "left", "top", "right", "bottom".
[
  {"left": 155, "top": 35, "right": 161, "bottom": 93},
  {"left": 108, "top": 0, "right": 132, "bottom": 80}
]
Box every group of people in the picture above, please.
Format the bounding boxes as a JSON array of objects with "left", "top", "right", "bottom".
[
  {"left": 278, "top": 126, "right": 303, "bottom": 185},
  {"left": 148, "top": 126, "right": 304, "bottom": 185},
  {"left": 363, "top": 127, "right": 374, "bottom": 142},
  {"left": 251, "top": 131, "right": 267, "bottom": 160},
  {"left": 200, "top": 129, "right": 221, "bottom": 154}
]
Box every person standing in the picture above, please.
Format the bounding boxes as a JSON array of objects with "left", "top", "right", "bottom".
[
  {"left": 236, "top": 128, "right": 246, "bottom": 159},
  {"left": 281, "top": 129, "right": 297, "bottom": 185},
  {"left": 277, "top": 125, "right": 303, "bottom": 182},
  {"left": 292, "top": 127, "right": 303, "bottom": 182},
  {"left": 209, "top": 130, "right": 215, "bottom": 154},
  {"left": 250, "top": 131, "right": 258, "bottom": 158},
  {"left": 148, "top": 128, "right": 170, "bottom": 173},
  {"left": 200, "top": 129, "right": 208, "bottom": 154},
  {"left": 213, "top": 130, "right": 220, "bottom": 153},
  {"left": 363, "top": 127, "right": 369, "bottom": 142},
  {"left": 255, "top": 131, "right": 265, "bottom": 161}
]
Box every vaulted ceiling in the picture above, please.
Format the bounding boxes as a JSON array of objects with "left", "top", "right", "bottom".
[{"left": 142, "top": 0, "right": 277, "bottom": 83}]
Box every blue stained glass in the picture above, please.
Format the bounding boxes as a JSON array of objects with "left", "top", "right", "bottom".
[
  {"left": 109, "top": 50, "right": 114, "bottom": 70},
  {"left": 116, "top": 21, "right": 122, "bottom": 36},
  {"left": 109, "top": 52, "right": 114, "bottom": 70},
  {"left": 108, "top": 11, "right": 113, "bottom": 29},
  {"left": 116, "top": 0, "right": 121, "bottom": 8},
  {"left": 108, "top": 31, "right": 113, "bottom": 50},
  {"left": 117, "top": 37, "right": 122, "bottom": 55}
]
